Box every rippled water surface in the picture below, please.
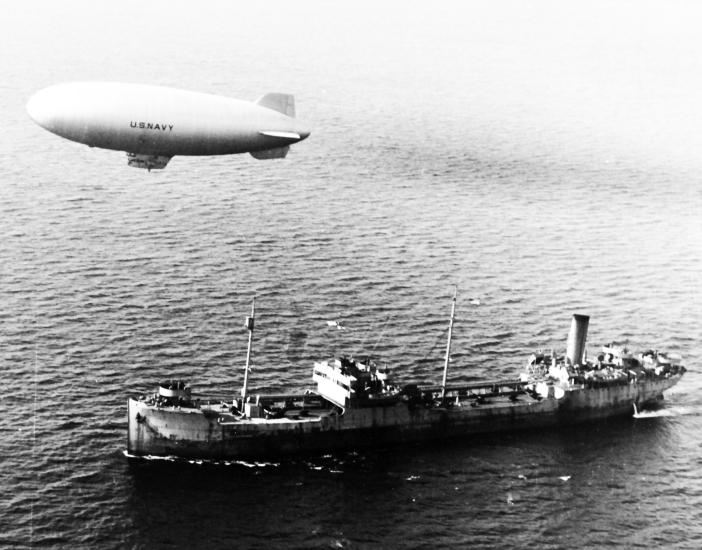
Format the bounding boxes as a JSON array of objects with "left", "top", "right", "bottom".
[{"left": 2, "top": 1, "right": 702, "bottom": 548}]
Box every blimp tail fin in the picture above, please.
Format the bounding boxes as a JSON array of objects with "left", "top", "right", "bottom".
[
  {"left": 250, "top": 146, "right": 290, "bottom": 160},
  {"left": 256, "top": 93, "right": 295, "bottom": 118}
]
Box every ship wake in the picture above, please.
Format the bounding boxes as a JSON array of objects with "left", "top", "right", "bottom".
[
  {"left": 122, "top": 450, "right": 280, "bottom": 468},
  {"left": 632, "top": 404, "right": 699, "bottom": 419}
]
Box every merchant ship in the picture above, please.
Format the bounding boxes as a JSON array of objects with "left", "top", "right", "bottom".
[{"left": 127, "top": 294, "right": 685, "bottom": 460}]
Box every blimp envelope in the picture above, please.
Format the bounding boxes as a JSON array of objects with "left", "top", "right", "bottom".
[{"left": 26, "top": 82, "right": 311, "bottom": 170}]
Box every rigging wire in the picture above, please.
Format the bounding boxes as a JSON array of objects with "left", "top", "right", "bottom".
[
  {"left": 353, "top": 315, "right": 388, "bottom": 355},
  {"left": 418, "top": 324, "right": 450, "bottom": 364},
  {"left": 369, "top": 315, "right": 393, "bottom": 355}
]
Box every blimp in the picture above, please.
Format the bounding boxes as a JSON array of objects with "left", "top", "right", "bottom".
[{"left": 26, "top": 82, "right": 311, "bottom": 170}]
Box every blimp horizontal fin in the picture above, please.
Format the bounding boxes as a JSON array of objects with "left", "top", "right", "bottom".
[
  {"left": 250, "top": 146, "right": 290, "bottom": 160},
  {"left": 256, "top": 93, "right": 295, "bottom": 117},
  {"left": 259, "top": 131, "right": 301, "bottom": 140}
]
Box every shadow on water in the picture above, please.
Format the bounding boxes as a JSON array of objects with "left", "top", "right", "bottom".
[{"left": 122, "top": 414, "right": 683, "bottom": 549}]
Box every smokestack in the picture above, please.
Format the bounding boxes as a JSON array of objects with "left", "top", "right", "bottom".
[{"left": 566, "top": 314, "right": 590, "bottom": 367}]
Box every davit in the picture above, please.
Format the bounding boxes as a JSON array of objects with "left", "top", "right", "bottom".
[{"left": 26, "top": 82, "right": 311, "bottom": 170}]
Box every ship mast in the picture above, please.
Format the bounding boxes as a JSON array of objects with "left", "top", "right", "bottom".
[
  {"left": 441, "top": 287, "right": 457, "bottom": 400},
  {"left": 241, "top": 297, "right": 255, "bottom": 406}
]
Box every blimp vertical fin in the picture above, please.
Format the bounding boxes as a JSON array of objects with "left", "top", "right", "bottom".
[{"left": 256, "top": 93, "right": 295, "bottom": 118}]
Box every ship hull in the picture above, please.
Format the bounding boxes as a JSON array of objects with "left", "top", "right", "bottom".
[{"left": 127, "top": 374, "right": 682, "bottom": 460}]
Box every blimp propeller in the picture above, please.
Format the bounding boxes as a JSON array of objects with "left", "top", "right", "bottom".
[{"left": 26, "top": 82, "right": 311, "bottom": 170}]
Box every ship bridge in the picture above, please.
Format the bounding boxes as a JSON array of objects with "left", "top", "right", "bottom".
[{"left": 313, "top": 357, "right": 393, "bottom": 408}]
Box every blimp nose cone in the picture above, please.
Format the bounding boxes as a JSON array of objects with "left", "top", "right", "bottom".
[
  {"left": 26, "top": 87, "right": 60, "bottom": 131},
  {"left": 27, "top": 86, "right": 67, "bottom": 133}
]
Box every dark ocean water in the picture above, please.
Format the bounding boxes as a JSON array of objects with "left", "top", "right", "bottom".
[{"left": 2, "top": 1, "right": 702, "bottom": 548}]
